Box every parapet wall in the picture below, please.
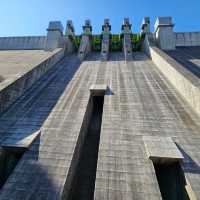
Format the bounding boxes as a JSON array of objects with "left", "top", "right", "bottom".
[
  {"left": 175, "top": 32, "right": 200, "bottom": 47},
  {"left": 0, "top": 48, "right": 64, "bottom": 114},
  {"left": 0, "top": 36, "right": 47, "bottom": 50},
  {"left": 142, "top": 35, "right": 200, "bottom": 117}
]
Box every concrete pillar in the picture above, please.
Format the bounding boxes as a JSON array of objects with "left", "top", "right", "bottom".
[
  {"left": 122, "top": 18, "right": 132, "bottom": 34},
  {"left": 46, "top": 21, "right": 64, "bottom": 51},
  {"left": 102, "top": 19, "right": 111, "bottom": 33},
  {"left": 83, "top": 19, "right": 92, "bottom": 35},
  {"left": 121, "top": 18, "right": 133, "bottom": 60},
  {"left": 78, "top": 20, "right": 92, "bottom": 61},
  {"left": 141, "top": 17, "right": 150, "bottom": 35},
  {"left": 66, "top": 20, "right": 75, "bottom": 37},
  {"left": 65, "top": 20, "right": 76, "bottom": 53},
  {"left": 154, "top": 17, "right": 175, "bottom": 50},
  {"left": 101, "top": 19, "right": 111, "bottom": 60}
]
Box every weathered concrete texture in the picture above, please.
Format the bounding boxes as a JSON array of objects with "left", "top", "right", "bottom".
[
  {"left": 150, "top": 46, "right": 200, "bottom": 117},
  {"left": 143, "top": 136, "right": 184, "bottom": 163},
  {"left": 0, "top": 36, "right": 47, "bottom": 50},
  {"left": 142, "top": 35, "right": 200, "bottom": 117},
  {"left": 165, "top": 46, "right": 200, "bottom": 78},
  {"left": 95, "top": 52, "right": 200, "bottom": 200},
  {"left": 0, "top": 52, "right": 199, "bottom": 199},
  {"left": 176, "top": 32, "right": 200, "bottom": 47},
  {"left": 0, "top": 48, "right": 64, "bottom": 114},
  {"left": 0, "top": 53, "right": 99, "bottom": 199},
  {"left": 0, "top": 50, "right": 60, "bottom": 82}
]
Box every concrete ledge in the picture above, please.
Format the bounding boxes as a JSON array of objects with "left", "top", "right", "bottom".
[
  {"left": 2, "top": 130, "right": 41, "bottom": 151},
  {"left": 143, "top": 136, "right": 183, "bottom": 164},
  {"left": 0, "top": 48, "right": 64, "bottom": 114},
  {"left": 142, "top": 35, "right": 200, "bottom": 117},
  {"left": 90, "top": 84, "right": 107, "bottom": 96}
]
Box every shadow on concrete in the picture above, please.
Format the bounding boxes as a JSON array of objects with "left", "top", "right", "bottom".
[
  {"left": 0, "top": 56, "right": 80, "bottom": 195},
  {"left": 165, "top": 47, "right": 200, "bottom": 78},
  {"left": 0, "top": 54, "right": 81, "bottom": 132},
  {"left": 179, "top": 46, "right": 200, "bottom": 59},
  {"left": 132, "top": 52, "right": 150, "bottom": 61},
  {"left": 62, "top": 94, "right": 104, "bottom": 200},
  {"left": 84, "top": 52, "right": 101, "bottom": 61},
  {"left": 0, "top": 53, "right": 86, "bottom": 197},
  {"left": 0, "top": 75, "right": 4, "bottom": 83},
  {"left": 146, "top": 62, "right": 200, "bottom": 129},
  {"left": 108, "top": 52, "right": 125, "bottom": 61},
  {"left": 176, "top": 144, "right": 200, "bottom": 174},
  {"left": 106, "top": 86, "right": 114, "bottom": 96},
  {"left": 0, "top": 149, "right": 61, "bottom": 199}
]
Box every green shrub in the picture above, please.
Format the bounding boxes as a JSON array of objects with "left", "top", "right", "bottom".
[
  {"left": 131, "top": 34, "right": 142, "bottom": 51},
  {"left": 92, "top": 35, "right": 102, "bottom": 51},
  {"left": 110, "top": 34, "right": 122, "bottom": 51}
]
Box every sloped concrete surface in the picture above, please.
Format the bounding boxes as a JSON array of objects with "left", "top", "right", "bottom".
[
  {"left": 0, "top": 49, "right": 61, "bottom": 84},
  {"left": 0, "top": 49, "right": 64, "bottom": 114},
  {"left": 165, "top": 46, "right": 200, "bottom": 78},
  {"left": 0, "top": 52, "right": 199, "bottom": 199},
  {"left": 95, "top": 52, "right": 200, "bottom": 200},
  {"left": 146, "top": 43, "right": 200, "bottom": 117}
]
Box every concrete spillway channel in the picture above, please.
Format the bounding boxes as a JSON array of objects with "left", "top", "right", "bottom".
[
  {"left": 70, "top": 96, "right": 104, "bottom": 200},
  {"left": 64, "top": 84, "right": 106, "bottom": 200},
  {"left": 154, "top": 161, "right": 190, "bottom": 200}
]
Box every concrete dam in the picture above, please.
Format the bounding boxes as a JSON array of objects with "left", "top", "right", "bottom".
[{"left": 0, "top": 17, "right": 199, "bottom": 200}]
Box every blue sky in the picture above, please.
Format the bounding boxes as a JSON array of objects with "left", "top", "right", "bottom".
[{"left": 0, "top": 0, "right": 199, "bottom": 36}]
